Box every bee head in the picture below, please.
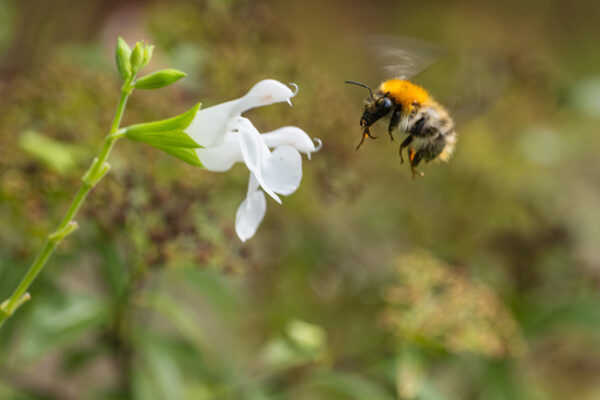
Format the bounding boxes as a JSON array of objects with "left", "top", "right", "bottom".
[
  {"left": 345, "top": 81, "right": 394, "bottom": 128},
  {"left": 361, "top": 91, "right": 394, "bottom": 127}
]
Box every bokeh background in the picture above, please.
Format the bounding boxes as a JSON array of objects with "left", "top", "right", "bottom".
[{"left": 1, "top": 0, "right": 600, "bottom": 399}]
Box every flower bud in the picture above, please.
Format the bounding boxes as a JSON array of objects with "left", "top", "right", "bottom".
[
  {"left": 134, "top": 69, "right": 187, "bottom": 90},
  {"left": 115, "top": 37, "right": 132, "bottom": 81},
  {"left": 142, "top": 44, "right": 154, "bottom": 69},
  {"left": 130, "top": 41, "right": 144, "bottom": 72}
]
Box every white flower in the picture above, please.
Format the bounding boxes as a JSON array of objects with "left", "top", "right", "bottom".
[
  {"left": 186, "top": 80, "right": 322, "bottom": 242},
  {"left": 186, "top": 79, "right": 298, "bottom": 148}
]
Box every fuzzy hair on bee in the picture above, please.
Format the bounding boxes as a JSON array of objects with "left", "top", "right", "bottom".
[
  {"left": 346, "top": 35, "right": 459, "bottom": 178},
  {"left": 347, "top": 78, "right": 457, "bottom": 177}
]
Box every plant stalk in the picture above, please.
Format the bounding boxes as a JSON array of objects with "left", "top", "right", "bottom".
[{"left": 0, "top": 82, "right": 133, "bottom": 327}]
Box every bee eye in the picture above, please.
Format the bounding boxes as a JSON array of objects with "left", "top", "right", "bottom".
[{"left": 379, "top": 98, "right": 392, "bottom": 109}]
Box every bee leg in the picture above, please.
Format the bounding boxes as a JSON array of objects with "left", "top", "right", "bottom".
[
  {"left": 388, "top": 108, "right": 401, "bottom": 142},
  {"left": 409, "top": 148, "right": 425, "bottom": 178},
  {"left": 356, "top": 133, "right": 368, "bottom": 150},
  {"left": 398, "top": 135, "right": 414, "bottom": 164},
  {"left": 356, "top": 127, "right": 377, "bottom": 151}
]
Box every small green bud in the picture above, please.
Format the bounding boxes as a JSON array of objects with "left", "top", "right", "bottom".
[
  {"left": 142, "top": 44, "right": 154, "bottom": 68},
  {"left": 134, "top": 69, "right": 187, "bottom": 90},
  {"left": 130, "top": 41, "right": 144, "bottom": 71},
  {"left": 115, "top": 37, "right": 132, "bottom": 81}
]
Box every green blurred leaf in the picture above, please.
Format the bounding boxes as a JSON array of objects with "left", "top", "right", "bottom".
[
  {"left": 18, "top": 295, "right": 110, "bottom": 360},
  {"left": 140, "top": 292, "right": 207, "bottom": 352},
  {"left": 418, "top": 382, "right": 457, "bottom": 400},
  {"left": 286, "top": 320, "right": 327, "bottom": 354},
  {"left": 302, "top": 371, "right": 396, "bottom": 400},
  {"left": 395, "top": 347, "right": 428, "bottom": 400},
  {"left": 180, "top": 269, "right": 240, "bottom": 315},
  {"left": 19, "top": 130, "right": 77, "bottom": 174},
  {"left": 97, "top": 240, "right": 128, "bottom": 297},
  {"left": 260, "top": 338, "right": 307, "bottom": 372},
  {"left": 518, "top": 296, "right": 600, "bottom": 337},
  {"left": 136, "top": 337, "right": 185, "bottom": 400},
  {"left": 479, "top": 361, "right": 541, "bottom": 400}
]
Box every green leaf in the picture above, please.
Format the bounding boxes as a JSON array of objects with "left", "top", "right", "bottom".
[
  {"left": 139, "top": 292, "right": 207, "bottom": 352},
  {"left": 153, "top": 144, "right": 204, "bottom": 167},
  {"left": 18, "top": 295, "right": 110, "bottom": 361},
  {"left": 19, "top": 130, "right": 77, "bottom": 174},
  {"left": 134, "top": 69, "right": 187, "bottom": 90},
  {"left": 180, "top": 269, "right": 240, "bottom": 315},
  {"left": 127, "top": 129, "right": 199, "bottom": 148},
  {"left": 395, "top": 347, "right": 429, "bottom": 400},
  {"left": 125, "top": 103, "right": 201, "bottom": 152},
  {"left": 139, "top": 339, "right": 185, "bottom": 400},
  {"left": 418, "top": 382, "right": 457, "bottom": 400},
  {"left": 125, "top": 103, "right": 200, "bottom": 139},
  {"left": 97, "top": 240, "right": 128, "bottom": 297},
  {"left": 302, "top": 372, "right": 396, "bottom": 400},
  {"left": 115, "top": 37, "right": 132, "bottom": 80}
]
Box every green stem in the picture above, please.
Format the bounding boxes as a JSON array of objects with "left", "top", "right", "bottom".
[{"left": 0, "top": 81, "right": 134, "bottom": 327}]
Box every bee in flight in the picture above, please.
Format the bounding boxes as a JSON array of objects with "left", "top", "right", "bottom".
[{"left": 346, "top": 36, "right": 457, "bottom": 178}]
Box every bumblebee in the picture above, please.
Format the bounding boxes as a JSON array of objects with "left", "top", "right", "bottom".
[{"left": 346, "top": 79, "right": 457, "bottom": 177}]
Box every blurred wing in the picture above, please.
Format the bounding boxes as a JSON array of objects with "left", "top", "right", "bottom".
[
  {"left": 368, "top": 35, "right": 447, "bottom": 80},
  {"left": 442, "top": 51, "right": 511, "bottom": 125}
]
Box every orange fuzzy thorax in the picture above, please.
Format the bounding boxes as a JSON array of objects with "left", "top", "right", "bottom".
[{"left": 379, "top": 79, "right": 432, "bottom": 112}]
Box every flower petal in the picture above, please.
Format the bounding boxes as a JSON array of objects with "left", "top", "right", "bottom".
[
  {"left": 195, "top": 131, "right": 243, "bottom": 172},
  {"left": 238, "top": 79, "right": 297, "bottom": 111},
  {"left": 260, "top": 145, "right": 302, "bottom": 196},
  {"left": 185, "top": 80, "right": 298, "bottom": 148},
  {"left": 236, "top": 117, "right": 282, "bottom": 203},
  {"left": 237, "top": 117, "right": 270, "bottom": 173},
  {"left": 235, "top": 176, "right": 267, "bottom": 242},
  {"left": 261, "top": 126, "right": 322, "bottom": 159},
  {"left": 185, "top": 100, "right": 240, "bottom": 147}
]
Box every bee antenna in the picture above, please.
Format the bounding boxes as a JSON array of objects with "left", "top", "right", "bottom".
[{"left": 345, "top": 80, "right": 374, "bottom": 99}]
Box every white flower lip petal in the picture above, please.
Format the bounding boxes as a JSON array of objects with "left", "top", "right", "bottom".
[
  {"left": 262, "top": 126, "right": 322, "bottom": 159},
  {"left": 185, "top": 100, "right": 240, "bottom": 148},
  {"left": 235, "top": 175, "right": 267, "bottom": 242},
  {"left": 237, "top": 117, "right": 281, "bottom": 203},
  {"left": 195, "top": 132, "right": 242, "bottom": 172},
  {"left": 260, "top": 145, "right": 302, "bottom": 196},
  {"left": 237, "top": 117, "right": 270, "bottom": 174}
]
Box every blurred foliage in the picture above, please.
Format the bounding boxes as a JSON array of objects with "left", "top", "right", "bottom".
[
  {"left": 1, "top": 0, "right": 600, "bottom": 399},
  {"left": 381, "top": 252, "right": 525, "bottom": 359}
]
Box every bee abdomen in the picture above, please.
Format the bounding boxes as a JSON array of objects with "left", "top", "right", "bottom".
[{"left": 437, "top": 128, "right": 457, "bottom": 162}]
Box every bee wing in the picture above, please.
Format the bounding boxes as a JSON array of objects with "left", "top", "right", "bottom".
[
  {"left": 441, "top": 51, "right": 511, "bottom": 126},
  {"left": 367, "top": 35, "right": 447, "bottom": 80}
]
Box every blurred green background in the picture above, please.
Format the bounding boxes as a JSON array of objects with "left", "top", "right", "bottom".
[{"left": 1, "top": 0, "right": 600, "bottom": 399}]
